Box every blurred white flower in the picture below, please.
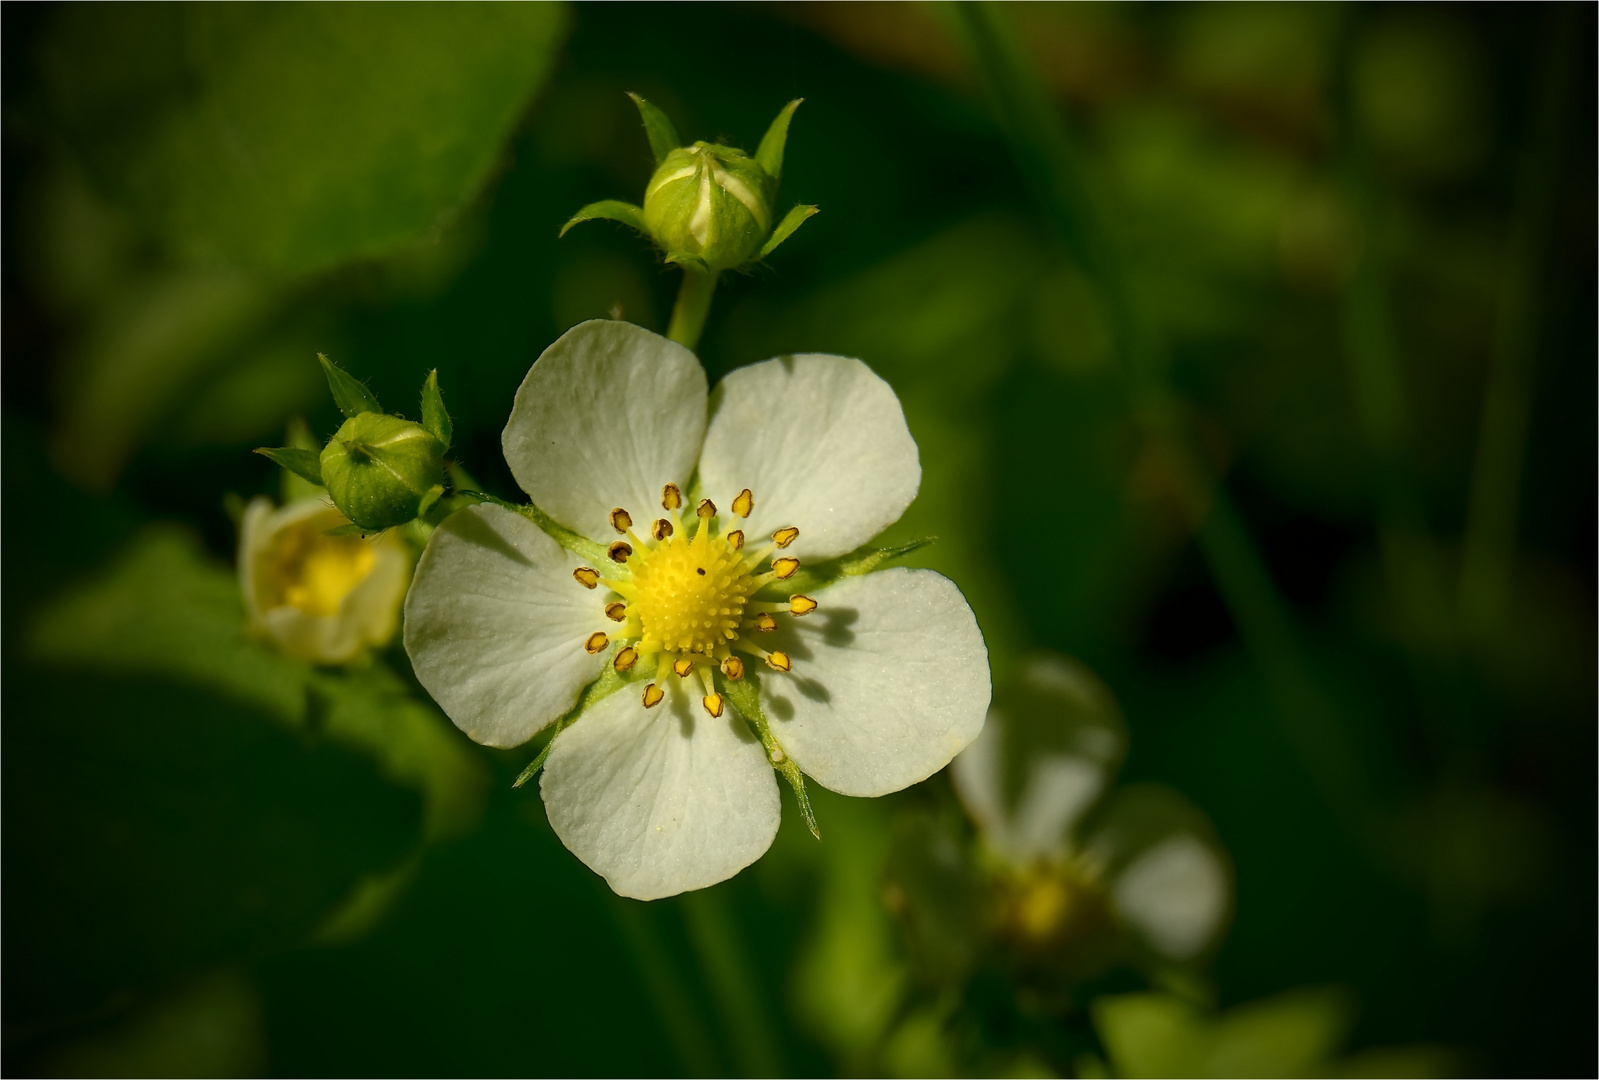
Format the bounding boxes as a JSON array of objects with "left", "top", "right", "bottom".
[
  {"left": 404, "top": 320, "right": 990, "bottom": 900},
  {"left": 238, "top": 497, "right": 409, "bottom": 665},
  {"left": 952, "top": 654, "right": 1232, "bottom": 965}
]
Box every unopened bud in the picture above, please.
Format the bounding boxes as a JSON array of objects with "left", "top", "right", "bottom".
[{"left": 319, "top": 413, "right": 445, "bottom": 531}]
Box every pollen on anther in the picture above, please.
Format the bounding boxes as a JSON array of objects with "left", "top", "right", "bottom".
[
  {"left": 752, "top": 613, "right": 777, "bottom": 632},
  {"left": 652, "top": 518, "right": 673, "bottom": 541},
  {"left": 789, "top": 594, "right": 818, "bottom": 616},
  {"left": 661, "top": 483, "right": 682, "bottom": 511},
  {"left": 696, "top": 499, "right": 716, "bottom": 519},
  {"left": 732, "top": 489, "right": 754, "bottom": 518},
  {"left": 614, "top": 646, "right": 638, "bottom": 671},
  {"left": 672, "top": 658, "right": 695, "bottom": 678},
  {"left": 573, "top": 567, "right": 600, "bottom": 589},
  {"left": 772, "top": 557, "right": 800, "bottom": 579},
  {"left": 604, "top": 602, "right": 627, "bottom": 622},
  {"left": 702, "top": 693, "right": 725, "bottom": 718},
  {"left": 642, "top": 683, "right": 665, "bottom": 708},
  {"left": 772, "top": 526, "right": 799, "bottom": 548},
  {"left": 584, "top": 632, "right": 609, "bottom": 654},
  {"left": 765, "top": 650, "right": 792, "bottom": 672},
  {"left": 720, "top": 656, "right": 745, "bottom": 680},
  {"left": 726, "top": 529, "right": 744, "bottom": 551},
  {"left": 608, "top": 541, "right": 632, "bottom": 563},
  {"left": 609, "top": 508, "right": 633, "bottom": 533}
]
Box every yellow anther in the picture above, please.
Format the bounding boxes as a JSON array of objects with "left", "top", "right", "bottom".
[
  {"left": 610, "top": 508, "right": 633, "bottom": 533},
  {"left": 772, "top": 526, "right": 799, "bottom": 548},
  {"left": 608, "top": 541, "right": 632, "bottom": 563},
  {"left": 661, "top": 483, "right": 682, "bottom": 510},
  {"left": 789, "top": 594, "right": 818, "bottom": 616},
  {"left": 720, "top": 656, "right": 745, "bottom": 680},
  {"left": 696, "top": 498, "right": 716, "bottom": 519},
  {"left": 604, "top": 602, "right": 627, "bottom": 622},
  {"left": 765, "top": 650, "right": 792, "bottom": 672},
  {"left": 732, "top": 489, "right": 754, "bottom": 518},
  {"left": 702, "top": 693, "right": 725, "bottom": 718},
  {"left": 614, "top": 646, "right": 638, "bottom": 672},
  {"left": 772, "top": 557, "right": 800, "bottom": 579},
  {"left": 652, "top": 518, "right": 674, "bottom": 541},
  {"left": 584, "top": 632, "right": 609, "bottom": 654},
  {"left": 673, "top": 657, "right": 695, "bottom": 678},
  {"left": 642, "top": 683, "right": 665, "bottom": 709},
  {"left": 725, "top": 529, "right": 744, "bottom": 551},
  {"left": 751, "top": 613, "right": 778, "bottom": 632},
  {"left": 573, "top": 567, "right": 600, "bottom": 589}
]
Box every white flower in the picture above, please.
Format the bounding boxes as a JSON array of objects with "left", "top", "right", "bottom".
[
  {"left": 951, "top": 654, "right": 1232, "bottom": 964},
  {"left": 238, "top": 497, "right": 410, "bottom": 664},
  {"left": 404, "top": 320, "right": 991, "bottom": 899}
]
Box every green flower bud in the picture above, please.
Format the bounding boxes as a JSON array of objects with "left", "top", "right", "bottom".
[
  {"left": 643, "top": 142, "right": 774, "bottom": 272},
  {"left": 319, "top": 413, "right": 444, "bottom": 531}
]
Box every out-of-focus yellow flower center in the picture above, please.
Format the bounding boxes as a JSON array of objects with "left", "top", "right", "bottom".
[
  {"left": 264, "top": 518, "right": 375, "bottom": 617},
  {"left": 1014, "top": 874, "right": 1074, "bottom": 942}
]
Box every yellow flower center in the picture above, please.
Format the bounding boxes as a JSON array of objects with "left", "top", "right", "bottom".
[
  {"left": 569, "top": 484, "right": 816, "bottom": 717},
  {"left": 264, "top": 514, "right": 375, "bottom": 617}
]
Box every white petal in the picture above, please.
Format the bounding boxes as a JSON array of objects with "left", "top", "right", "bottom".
[
  {"left": 502, "top": 320, "right": 708, "bottom": 541},
  {"left": 760, "top": 568, "right": 989, "bottom": 797},
  {"left": 541, "top": 682, "right": 780, "bottom": 900},
  {"left": 1111, "top": 835, "right": 1231, "bottom": 961},
  {"left": 697, "top": 354, "right": 920, "bottom": 561},
  {"left": 404, "top": 503, "right": 605, "bottom": 748},
  {"left": 950, "top": 654, "right": 1126, "bottom": 863}
]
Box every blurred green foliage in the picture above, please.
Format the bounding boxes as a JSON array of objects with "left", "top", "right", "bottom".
[{"left": 3, "top": 3, "right": 1593, "bottom": 1077}]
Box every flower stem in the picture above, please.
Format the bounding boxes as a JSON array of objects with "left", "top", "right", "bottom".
[{"left": 666, "top": 269, "right": 719, "bottom": 352}]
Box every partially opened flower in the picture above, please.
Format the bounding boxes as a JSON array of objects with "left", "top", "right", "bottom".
[
  {"left": 239, "top": 497, "right": 410, "bottom": 664},
  {"left": 950, "top": 654, "right": 1232, "bottom": 973},
  {"left": 404, "top": 320, "right": 990, "bottom": 899}
]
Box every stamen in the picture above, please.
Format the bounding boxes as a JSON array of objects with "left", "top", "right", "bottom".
[
  {"left": 772, "top": 557, "right": 800, "bottom": 579},
  {"left": 584, "top": 632, "right": 609, "bottom": 654},
  {"left": 725, "top": 529, "right": 744, "bottom": 551},
  {"left": 720, "top": 656, "right": 746, "bottom": 680},
  {"left": 765, "top": 650, "right": 792, "bottom": 672},
  {"left": 789, "top": 595, "right": 818, "bottom": 616},
  {"left": 573, "top": 567, "right": 601, "bottom": 589},
  {"left": 642, "top": 683, "right": 665, "bottom": 709},
  {"left": 772, "top": 526, "right": 799, "bottom": 548},
  {"left": 609, "top": 508, "right": 633, "bottom": 533},
  {"left": 661, "top": 483, "right": 682, "bottom": 511},
  {"left": 652, "top": 518, "right": 673, "bottom": 541},
  {"left": 702, "top": 693, "right": 725, "bottom": 718},
  {"left": 608, "top": 541, "right": 632, "bottom": 563},
  {"left": 748, "top": 613, "right": 778, "bottom": 632},
  {"left": 672, "top": 657, "right": 695, "bottom": 678},
  {"left": 696, "top": 498, "right": 716, "bottom": 520},
  {"left": 614, "top": 646, "right": 639, "bottom": 671},
  {"left": 732, "top": 489, "right": 754, "bottom": 518},
  {"left": 604, "top": 602, "right": 627, "bottom": 622}
]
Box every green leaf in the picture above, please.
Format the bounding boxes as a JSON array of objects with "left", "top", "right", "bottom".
[
  {"left": 420, "top": 369, "right": 452, "bottom": 450},
  {"left": 318, "top": 353, "right": 382, "bottom": 418},
  {"left": 560, "top": 200, "right": 649, "bottom": 238},
  {"left": 627, "top": 91, "right": 682, "bottom": 164},
  {"left": 253, "top": 445, "right": 324, "bottom": 488},
  {"left": 758, "top": 204, "right": 820, "bottom": 259},
  {"left": 755, "top": 98, "right": 804, "bottom": 181},
  {"left": 38, "top": 4, "right": 569, "bottom": 277}
]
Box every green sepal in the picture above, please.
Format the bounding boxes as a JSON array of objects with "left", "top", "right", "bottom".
[
  {"left": 420, "top": 369, "right": 452, "bottom": 450},
  {"left": 773, "top": 536, "right": 937, "bottom": 597},
  {"left": 254, "top": 446, "right": 324, "bottom": 487},
  {"left": 755, "top": 98, "right": 803, "bottom": 182},
  {"left": 454, "top": 491, "right": 612, "bottom": 566},
  {"left": 319, "top": 353, "right": 383, "bottom": 418},
  {"left": 664, "top": 251, "right": 712, "bottom": 274},
  {"left": 759, "top": 204, "right": 819, "bottom": 259},
  {"left": 323, "top": 522, "right": 371, "bottom": 538},
  {"left": 560, "top": 200, "right": 649, "bottom": 238},
  {"left": 417, "top": 484, "right": 445, "bottom": 520},
  {"left": 626, "top": 92, "right": 682, "bottom": 165},
  {"left": 513, "top": 665, "right": 629, "bottom": 788},
  {"left": 723, "top": 677, "right": 818, "bottom": 840}
]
